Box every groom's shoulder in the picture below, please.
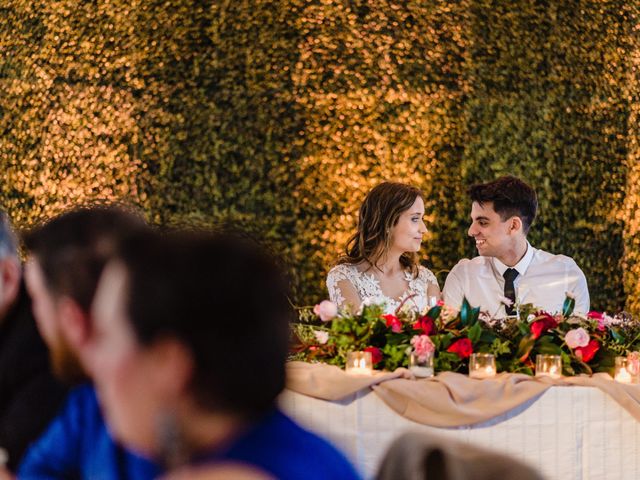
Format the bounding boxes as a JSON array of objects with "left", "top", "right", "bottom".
[
  {"left": 533, "top": 248, "right": 581, "bottom": 269},
  {"left": 450, "top": 256, "right": 492, "bottom": 275}
]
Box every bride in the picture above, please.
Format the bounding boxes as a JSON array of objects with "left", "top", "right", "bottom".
[{"left": 327, "top": 182, "right": 440, "bottom": 315}]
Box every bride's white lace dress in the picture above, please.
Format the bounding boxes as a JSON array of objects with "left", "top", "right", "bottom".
[{"left": 326, "top": 263, "right": 439, "bottom": 314}]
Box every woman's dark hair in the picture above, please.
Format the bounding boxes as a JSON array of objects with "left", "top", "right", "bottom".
[
  {"left": 338, "top": 182, "right": 424, "bottom": 276},
  {"left": 118, "top": 229, "right": 292, "bottom": 418}
]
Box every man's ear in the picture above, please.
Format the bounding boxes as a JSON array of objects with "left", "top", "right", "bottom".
[
  {"left": 0, "top": 257, "right": 22, "bottom": 309},
  {"left": 151, "top": 338, "right": 195, "bottom": 399},
  {"left": 57, "top": 297, "right": 92, "bottom": 351},
  {"left": 509, "top": 216, "right": 523, "bottom": 234}
]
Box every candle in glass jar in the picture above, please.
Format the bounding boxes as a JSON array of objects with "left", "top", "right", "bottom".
[
  {"left": 535, "top": 354, "right": 562, "bottom": 379},
  {"left": 409, "top": 352, "right": 434, "bottom": 378},
  {"left": 614, "top": 356, "right": 633, "bottom": 384},
  {"left": 469, "top": 353, "right": 497, "bottom": 379},
  {"left": 345, "top": 351, "right": 373, "bottom": 376}
]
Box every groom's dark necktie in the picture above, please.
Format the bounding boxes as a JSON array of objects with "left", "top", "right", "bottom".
[{"left": 503, "top": 268, "right": 519, "bottom": 315}]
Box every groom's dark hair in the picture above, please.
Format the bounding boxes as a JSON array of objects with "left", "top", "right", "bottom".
[{"left": 468, "top": 176, "right": 538, "bottom": 234}]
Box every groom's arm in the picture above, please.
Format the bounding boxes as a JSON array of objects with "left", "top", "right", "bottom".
[
  {"left": 442, "top": 266, "right": 465, "bottom": 310},
  {"left": 569, "top": 263, "right": 590, "bottom": 315}
]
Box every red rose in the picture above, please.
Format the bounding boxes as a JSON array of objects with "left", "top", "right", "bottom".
[
  {"left": 364, "top": 346, "right": 383, "bottom": 365},
  {"left": 574, "top": 339, "right": 600, "bottom": 362},
  {"left": 383, "top": 314, "right": 403, "bottom": 333},
  {"left": 447, "top": 338, "right": 473, "bottom": 359},
  {"left": 413, "top": 315, "right": 436, "bottom": 335},
  {"left": 587, "top": 311, "right": 606, "bottom": 331},
  {"left": 530, "top": 312, "right": 558, "bottom": 339},
  {"left": 587, "top": 311, "right": 604, "bottom": 320}
]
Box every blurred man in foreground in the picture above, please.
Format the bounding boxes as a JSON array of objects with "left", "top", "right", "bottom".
[{"left": 18, "top": 206, "right": 160, "bottom": 479}]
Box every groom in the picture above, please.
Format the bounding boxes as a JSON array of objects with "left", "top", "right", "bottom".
[{"left": 443, "top": 175, "right": 590, "bottom": 317}]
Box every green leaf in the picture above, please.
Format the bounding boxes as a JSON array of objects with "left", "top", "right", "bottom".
[
  {"left": 460, "top": 297, "right": 471, "bottom": 327},
  {"left": 426, "top": 305, "right": 442, "bottom": 319},
  {"left": 562, "top": 296, "right": 576, "bottom": 317},
  {"left": 469, "top": 307, "right": 481, "bottom": 326},
  {"left": 516, "top": 336, "right": 536, "bottom": 361},
  {"left": 537, "top": 342, "right": 562, "bottom": 355},
  {"left": 610, "top": 328, "right": 625, "bottom": 344},
  {"left": 467, "top": 322, "right": 482, "bottom": 344}
]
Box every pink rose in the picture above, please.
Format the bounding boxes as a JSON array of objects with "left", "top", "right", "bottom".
[
  {"left": 313, "top": 300, "right": 338, "bottom": 322},
  {"left": 383, "top": 314, "right": 403, "bottom": 333},
  {"left": 313, "top": 330, "right": 329, "bottom": 345},
  {"left": 411, "top": 335, "right": 435, "bottom": 362},
  {"left": 565, "top": 328, "right": 589, "bottom": 349}
]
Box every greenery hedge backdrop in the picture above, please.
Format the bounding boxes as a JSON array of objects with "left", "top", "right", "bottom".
[{"left": 1, "top": 0, "right": 639, "bottom": 313}]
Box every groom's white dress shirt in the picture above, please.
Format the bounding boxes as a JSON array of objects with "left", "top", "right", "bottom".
[{"left": 442, "top": 243, "right": 590, "bottom": 317}]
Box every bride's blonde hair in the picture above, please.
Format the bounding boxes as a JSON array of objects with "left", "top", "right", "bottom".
[{"left": 337, "top": 182, "right": 424, "bottom": 277}]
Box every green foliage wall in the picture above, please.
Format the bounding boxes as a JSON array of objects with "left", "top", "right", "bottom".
[{"left": 0, "top": 0, "right": 638, "bottom": 313}]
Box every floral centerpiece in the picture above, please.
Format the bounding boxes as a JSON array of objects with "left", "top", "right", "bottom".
[{"left": 290, "top": 296, "right": 640, "bottom": 376}]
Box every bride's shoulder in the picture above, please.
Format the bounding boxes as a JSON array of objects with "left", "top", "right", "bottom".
[
  {"left": 417, "top": 265, "right": 438, "bottom": 285},
  {"left": 327, "top": 263, "right": 357, "bottom": 279}
]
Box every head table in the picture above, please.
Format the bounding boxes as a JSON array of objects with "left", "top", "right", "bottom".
[{"left": 279, "top": 361, "right": 640, "bottom": 479}]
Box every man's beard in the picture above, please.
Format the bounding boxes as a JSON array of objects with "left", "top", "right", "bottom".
[{"left": 49, "top": 334, "right": 88, "bottom": 385}]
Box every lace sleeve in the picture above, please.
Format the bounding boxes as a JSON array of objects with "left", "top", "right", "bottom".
[
  {"left": 419, "top": 265, "right": 439, "bottom": 288},
  {"left": 326, "top": 265, "right": 362, "bottom": 313}
]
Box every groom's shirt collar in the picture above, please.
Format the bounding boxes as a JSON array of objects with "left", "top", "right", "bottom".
[{"left": 492, "top": 242, "right": 535, "bottom": 277}]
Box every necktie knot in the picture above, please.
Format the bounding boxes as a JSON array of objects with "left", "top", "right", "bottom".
[{"left": 503, "top": 268, "right": 519, "bottom": 282}]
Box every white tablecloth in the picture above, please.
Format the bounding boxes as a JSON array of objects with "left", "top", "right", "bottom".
[{"left": 280, "top": 385, "right": 640, "bottom": 479}]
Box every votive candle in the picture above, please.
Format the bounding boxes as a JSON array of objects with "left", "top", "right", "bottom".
[
  {"left": 409, "top": 352, "right": 434, "bottom": 378},
  {"left": 469, "top": 353, "right": 497, "bottom": 379},
  {"left": 535, "top": 354, "right": 562, "bottom": 379},
  {"left": 345, "top": 351, "right": 373, "bottom": 376},
  {"left": 615, "top": 356, "right": 633, "bottom": 384}
]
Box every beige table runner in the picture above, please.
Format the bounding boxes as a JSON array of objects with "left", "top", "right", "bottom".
[{"left": 286, "top": 361, "right": 640, "bottom": 426}]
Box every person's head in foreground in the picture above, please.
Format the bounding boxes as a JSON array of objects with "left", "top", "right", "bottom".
[
  {"left": 341, "top": 181, "right": 426, "bottom": 275},
  {"left": 89, "top": 230, "right": 291, "bottom": 467},
  {"left": 467, "top": 175, "right": 538, "bottom": 265},
  {"left": 23, "top": 205, "right": 148, "bottom": 383}
]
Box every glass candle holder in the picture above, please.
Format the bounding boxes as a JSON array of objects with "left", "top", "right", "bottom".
[
  {"left": 345, "top": 351, "right": 373, "bottom": 376},
  {"left": 469, "top": 353, "right": 497, "bottom": 379},
  {"left": 614, "top": 356, "right": 633, "bottom": 384},
  {"left": 627, "top": 352, "right": 640, "bottom": 383},
  {"left": 535, "top": 354, "right": 562, "bottom": 379},
  {"left": 409, "top": 352, "right": 434, "bottom": 378}
]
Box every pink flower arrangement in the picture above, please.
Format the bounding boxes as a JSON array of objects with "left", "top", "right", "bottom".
[{"left": 411, "top": 335, "right": 435, "bottom": 362}]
